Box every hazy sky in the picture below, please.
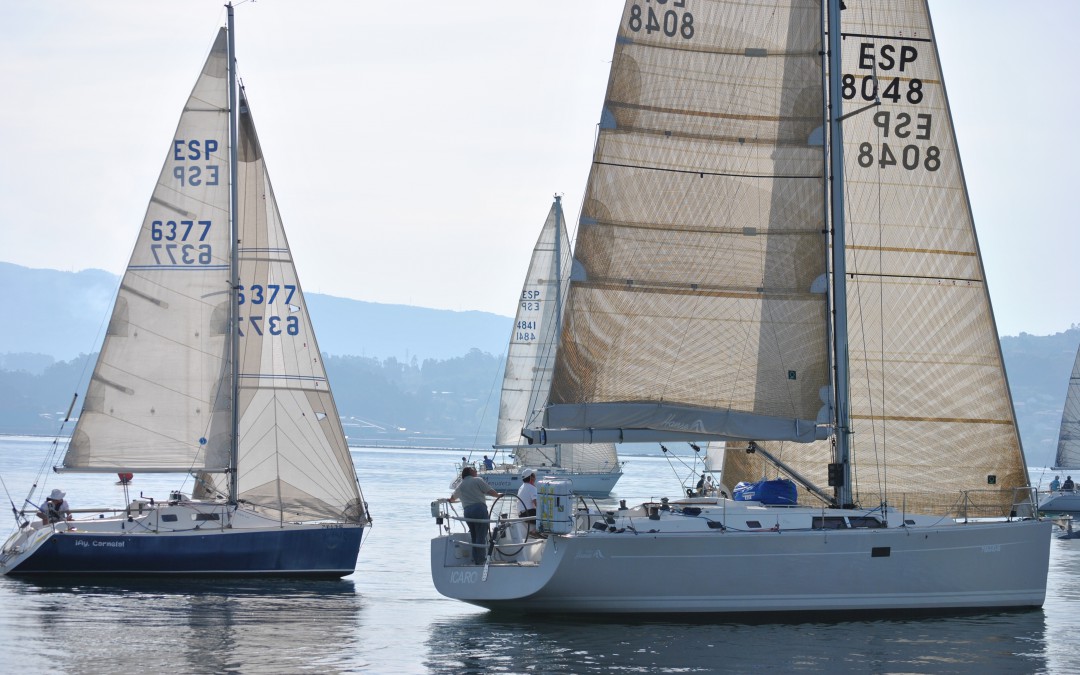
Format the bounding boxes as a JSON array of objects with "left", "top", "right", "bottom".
[{"left": 1, "top": 1, "right": 1076, "bottom": 337}]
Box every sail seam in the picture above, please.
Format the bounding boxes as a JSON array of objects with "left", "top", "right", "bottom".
[{"left": 595, "top": 160, "right": 817, "bottom": 180}]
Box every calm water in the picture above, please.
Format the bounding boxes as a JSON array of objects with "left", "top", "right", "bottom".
[{"left": 1, "top": 435, "right": 1077, "bottom": 674}]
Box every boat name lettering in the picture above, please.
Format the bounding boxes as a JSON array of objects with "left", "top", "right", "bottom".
[
  {"left": 237, "top": 314, "right": 301, "bottom": 338},
  {"left": 74, "top": 540, "right": 125, "bottom": 548},
  {"left": 981, "top": 544, "right": 1001, "bottom": 553},
  {"left": 449, "top": 570, "right": 479, "bottom": 584},
  {"left": 574, "top": 549, "right": 605, "bottom": 560},
  {"left": 660, "top": 415, "right": 707, "bottom": 434},
  {"left": 627, "top": 1, "right": 694, "bottom": 41},
  {"left": 320, "top": 523, "right": 343, "bottom": 529}
]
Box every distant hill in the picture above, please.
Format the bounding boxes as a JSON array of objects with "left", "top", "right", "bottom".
[
  {"left": 0, "top": 261, "right": 511, "bottom": 363},
  {"left": 1, "top": 261, "right": 1076, "bottom": 468}
]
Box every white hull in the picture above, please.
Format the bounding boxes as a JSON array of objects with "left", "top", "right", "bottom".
[
  {"left": 1039, "top": 490, "right": 1080, "bottom": 515},
  {"left": 431, "top": 499, "right": 1051, "bottom": 615},
  {"left": 478, "top": 467, "right": 622, "bottom": 497}
]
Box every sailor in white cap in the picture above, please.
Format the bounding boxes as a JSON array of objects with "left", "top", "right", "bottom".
[
  {"left": 517, "top": 468, "right": 538, "bottom": 534},
  {"left": 38, "top": 488, "right": 72, "bottom": 525}
]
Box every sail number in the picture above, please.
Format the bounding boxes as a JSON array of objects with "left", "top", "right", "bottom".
[
  {"left": 517, "top": 289, "right": 542, "bottom": 341},
  {"left": 627, "top": 0, "right": 694, "bottom": 40},
  {"left": 237, "top": 315, "right": 299, "bottom": 337},
  {"left": 846, "top": 42, "right": 940, "bottom": 173},
  {"left": 236, "top": 284, "right": 302, "bottom": 337},
  {"left": 173, "top": 139, "right": 220, "bottom": 187},
  {"left": 237, "top": 284, "right": 297, "bottom": 306},
  {"left": 148, "top": 219, "right": 214, "bottom": 265}
]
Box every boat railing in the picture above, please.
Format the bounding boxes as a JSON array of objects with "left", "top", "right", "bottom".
[{"left": 957, "top": 487, "right": 1039, "bottom": 522}]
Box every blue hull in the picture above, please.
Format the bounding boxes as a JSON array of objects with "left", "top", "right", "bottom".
[{"left": 9, "top": 526, "right": 363, "bottom": 578}]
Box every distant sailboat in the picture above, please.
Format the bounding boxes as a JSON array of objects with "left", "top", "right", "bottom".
[
  {"left": 473, "top": 197, "right": 623, "bottom": 497},
  {"left": 1039, "top": 343, "right": 1080, "bottom": 515},
  {"left": 431, "top": 0, "right": 1050, "bottom": 614},
  {"left": 1, "top": 5, "right": 370, "bottom": 576}
]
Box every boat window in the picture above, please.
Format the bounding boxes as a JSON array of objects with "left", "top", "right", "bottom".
[
  {"left": 160, "top": 514, "right": 178, "bottom": 522},
  {"left": 848, "top": 517, "right": 883, "bottom": 529},
  {"left": 745, "top": 520, "right": 762, "bottom": 529},
  {"left": 193, "top": 513, "right": 220, "bottom": 521},
  {"left": 813, "top": 517, "right": 848, "bottom": 529}
]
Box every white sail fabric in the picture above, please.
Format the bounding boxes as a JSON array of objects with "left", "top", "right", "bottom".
[
  {"left": 63, "top": 29, "right": 365, "bottom": 523},
  {"left": 1053, "top": 345, "right": 1080, "bottom": 470},
  {"left": 723, "top": 0, "right": 1029, "bottom": 510},
  {"left": 64, "top": 30, "right": 233, "bottom": 472},
  {"left": 497, "top": 201, "right": 618, "bottom": 472},
  {"left": 538, "top": 0, "right": 830, "bottom": 445},
  {"left": 229, "top": 90, "right": 363, "bottom": 522}
]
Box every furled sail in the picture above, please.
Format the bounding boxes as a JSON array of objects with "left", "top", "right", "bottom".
[
  {"left": 532, "top": 2, "right": 830, "bottom": 445},
  {"left": 1053, "top": 345, "right": 1080, "bottom": 470},
  {"left": 63, "top": 30, "right": 233, "bottom": 473},
  {"left": 724, "top": 0, "right": 1029, "bottom": 512},
  {"left": 498, "top": 201, "right": 618, "bottom": 472}
]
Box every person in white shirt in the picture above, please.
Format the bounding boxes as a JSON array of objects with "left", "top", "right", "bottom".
[
  {"left": 517, "top": 468, "right": 538, "bottom": 534},
  {"left": 38, "top": 488, "right": 72, "bottom": 526}
]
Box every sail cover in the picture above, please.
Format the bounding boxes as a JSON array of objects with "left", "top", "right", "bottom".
[
  {"left": 534, "top": 1, "right": 831, "bottom": 444},
  {"left": 1053, "top": 345, "right": 1080, "bottom": 470},
  {"left": 64, "top": 30, "right": 233, "bottom": 472},
  {"left": 724, "top": 0, "right": 1030, "bottom": 510},
  {"left": 497, "top": 202, "right": 618, "bottom": 472}
]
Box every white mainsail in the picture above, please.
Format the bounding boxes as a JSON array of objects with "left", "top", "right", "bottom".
[
  {"left": 64, "top": 30, "right": 233, "bottom": 473},
  {"left": 61, "top": 29, "right": 362, "bottom": 523},
  {"left": 497, "top": 200, "right": 618, "bottom": 473},
  {"left": 1053, "top": 345, "right": 1080, "bottom": 471}
]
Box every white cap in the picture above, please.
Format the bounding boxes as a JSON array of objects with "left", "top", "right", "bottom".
[
  {"left": 48, "top": 488, "right": 66, "bottom": 501},
  {"left": 521, "top": 468, "right": 535, "bottom": 480}
]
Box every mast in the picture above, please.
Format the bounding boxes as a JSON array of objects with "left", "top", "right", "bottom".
[
  {"left": 553, "top": 194, "right": 563, "bottom": 468},
  {"left": 826, "top": 0, "right": 853, "bottom": 507},
  {"left": 226, "top": 3, "right": 241, "bottom": 504}
]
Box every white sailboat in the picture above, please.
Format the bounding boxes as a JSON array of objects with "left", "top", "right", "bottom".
[
  {"left": 431, "top": 0, "right": 1050, "bottom": 614},
  {"left": 1, "top": 6, "right": 370, "bottom": 576},
  {"left": 473, "top": 197, "right": 623, "bottom": 497},
  {"left": 1038, "top": 344, "right": 1080, "bottom": 515}
]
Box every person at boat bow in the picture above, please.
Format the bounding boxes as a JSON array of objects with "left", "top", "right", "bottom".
[
  {"left": 1064, "top": 476, "right": 1075, "bottom": 492},
  {"left": 1051, "top": 476, "right": 1062, "bottom": 492},
  {"left": 450, "top": 467, "right": 500, "bottom": 564},
  {"left": 38, "top": 488, "right": 72, "bottom": 526}
]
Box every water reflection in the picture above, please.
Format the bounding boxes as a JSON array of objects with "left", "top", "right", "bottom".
[
  {"left": 5, "top": 578, "right": 365, "bottom": 673},
  {"left": 424, "top": 608, "right": 1050, "bottom": 674}
]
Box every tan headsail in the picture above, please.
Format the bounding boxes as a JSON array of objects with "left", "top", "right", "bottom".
[
  {"left": 723, "top": 1, "right": 1029, "bottom": 512},
  {"left": 537, "top": 2, "right": 830, "bottom": 444}
]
